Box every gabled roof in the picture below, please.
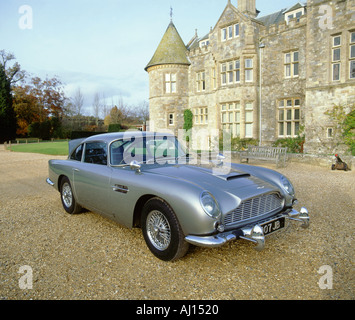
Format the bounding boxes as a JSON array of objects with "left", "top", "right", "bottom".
[
  {"left": 187, "top": 32, "right": 210, "bottom": 50},
  {"left": 283, "top": 2, "right": 306, "bottom": 14},
  {"left": 145, "top": 21, "right": 190, "bottom": 71},
  {"left": 257, "top": 9, "right": 286, "bottom": 26}
]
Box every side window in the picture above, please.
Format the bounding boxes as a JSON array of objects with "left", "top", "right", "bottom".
[
  {"left": 110, "top": 140, "right": 126, "bottom": 165},
  {"left": 70, "top": 144, "right": 83, "bottom": 161},
  {"left": 84, "top": 142, "right": 107, "bottom": 165}
]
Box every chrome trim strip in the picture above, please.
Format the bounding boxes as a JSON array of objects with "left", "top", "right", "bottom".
[
  {"left": 111, "top": 184, "right": 129, "bottom": 194},
  {"left": 46, "top": 178, "right": 54, "bottom": 186}
]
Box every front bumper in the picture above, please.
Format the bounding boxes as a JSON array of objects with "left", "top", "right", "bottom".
[
  {"left": 185, "top": 207, "right": 309, "bottom": 251},
  {"left": 46, "top": 178, "right": 54, "bottom": 186}
]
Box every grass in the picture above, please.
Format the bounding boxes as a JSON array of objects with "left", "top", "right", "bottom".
[{"left": 8, "top": 141, "right": 68, "bottom": 156}]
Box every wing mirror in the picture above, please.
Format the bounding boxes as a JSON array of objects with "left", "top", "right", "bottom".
[
  {"left": 130, "top": 160, "right": 141, "bottom": 173},
  {"left": 216, "top": 153, "right": 225, "bottom": 166}
]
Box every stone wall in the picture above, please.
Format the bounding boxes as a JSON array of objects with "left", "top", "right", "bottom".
[
  {"left": 304, "top": 0, "right": 355, "bottom": 154},
  {"left": 147, "top": 64, "right": 189, "bottom": 134},
  {"left": 187, "top": 3, "right": 260, "bottom": 140},
  {"left": 147, "top": 0, "right": 355, "bottom": 155},
  {"left": 260, "top": 16, "right": 307, "bottom": 145}
]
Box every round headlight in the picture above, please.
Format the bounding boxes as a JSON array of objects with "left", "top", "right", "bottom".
[
  {"left": 200, "top": 191, "right": 221, "bottom": 219},
  {"left": 280, "top": 176, "right": 295, "bottom": 196}
]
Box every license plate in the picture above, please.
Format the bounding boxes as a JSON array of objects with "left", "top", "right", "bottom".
[{"left": 261, "top": 217, "right": 285, "bottom": 236}]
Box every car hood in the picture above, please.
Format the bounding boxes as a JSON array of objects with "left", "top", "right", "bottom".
[{"left": 143, "top": 163, "right": 278, "bottom": 197}]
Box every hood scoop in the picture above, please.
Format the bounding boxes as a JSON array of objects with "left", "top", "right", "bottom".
[{"left": 216, "top": 172, "right": 251, "bottom": 181}]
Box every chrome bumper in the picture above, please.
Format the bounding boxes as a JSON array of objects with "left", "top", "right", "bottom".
[
  {"left": 46, "top": 178, "right": 54, "bottom": 186},
  {"left": 185, "top": 207, "right": 310, "bottom": 251}
]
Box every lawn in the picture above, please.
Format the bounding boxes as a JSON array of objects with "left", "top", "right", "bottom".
[{"left": 8, "top": 141, "right": 68, "bottom": 156}]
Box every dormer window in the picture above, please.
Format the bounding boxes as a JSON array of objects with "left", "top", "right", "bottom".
[
  {"left": 284, "top": 4, "right": 305, "bottom": 24},
  {"left": 199, "top": 40, "right": 210, "bottom": 48}
]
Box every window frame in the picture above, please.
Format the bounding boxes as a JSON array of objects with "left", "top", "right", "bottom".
[
  {"left": 83, "top": 141, "right": 108, "bottom": 166},
  {"left": 70, "top": 143, "right": 84, "bottom": 162},
  {"left": 277, "top": 98, "right": 301, "bottom": 138},
  {"left": 165, "top": 73, "right": 177, "bottom": 94},
  {"left": 332, "top": 35, "right": 341, "bottom": 81},
  {"left": 221, "top": 23, "right": 240, "bottom": 42},
  {"left": 350, "top": 31, "right": 355, "bottom": 79},
  {"left": 245, "top": 58, "right": 253, "bottom": 82},
  {"left": 284, "top": 51, "right": 299, "bottom": 79},
  {"left": 221, "top": 101, "right": 251, "bottom": 138},
  {"left": 196, "top": 71, "right": 206, "bottom": 92},
  {"left": 168, "top": 113, "right": 174, "bottom": 126},
  {"left": 193, "top": 107, "right": 208, "bottom": 125}
]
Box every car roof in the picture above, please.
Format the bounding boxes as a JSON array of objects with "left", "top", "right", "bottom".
[{"left": 82, "top": 131, "right": 175, "bottom": 144}]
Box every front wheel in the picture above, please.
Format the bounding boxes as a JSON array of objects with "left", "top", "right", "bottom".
[
  {"left": 60, "top": 177, "right": 82, "bottom": 214},
  {"left": 141, "top": 198, "right": 189, "bottom": 261}
]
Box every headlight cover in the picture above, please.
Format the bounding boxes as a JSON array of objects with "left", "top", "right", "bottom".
[
  {"left": 280, "top": 176, "right": 295, "bottom": 196},
  {"left": 200, "top": 191, "right": 221, "bottom": 219}
]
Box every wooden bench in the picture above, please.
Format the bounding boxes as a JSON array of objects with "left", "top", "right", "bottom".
[{"left": 240, "top": 146, "right": 288, "bottom": 167}]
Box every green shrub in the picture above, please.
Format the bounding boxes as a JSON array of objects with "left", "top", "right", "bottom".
[
  {"left": 273, "top": 136, "right": 304, "bottom": 153},
  {"left": 108, "top": 123, "right": 121, "bottom": 132},
  {"left": 273, "top": 126, "right": 305, "bottom": 153},
  {"left": 219, "top": 131, "right": 258, "bottom": 151},
  {"left": 343, "top": 109, "right": 355, "bottom": 156}
]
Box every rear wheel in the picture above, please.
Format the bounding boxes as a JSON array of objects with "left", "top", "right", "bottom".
[
  {"left": 60, "top": 177, "right": 82, "bottom": 214},
  {"left": 141, "top": 198, "right": 189, "bottom": 261}
]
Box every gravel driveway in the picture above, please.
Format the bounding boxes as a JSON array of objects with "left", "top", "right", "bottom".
[{"left": 0, "top": 147, "right": 354, "bottom": 300}]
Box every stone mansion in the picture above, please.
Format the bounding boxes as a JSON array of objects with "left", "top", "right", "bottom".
[{"left": 145, "top": 0, "right": 355, "bottom": 154}]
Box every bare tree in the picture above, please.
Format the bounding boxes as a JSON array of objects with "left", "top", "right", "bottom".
[
  {"left": 92, "top": 92, "right": 101, "bottom": 125},
  {"left": 0, "top": 50, "right": 26, "bottom": 85},
  {"left": 73, "top": 87, "right": 84, "bottom": 116},
  {"left": 134, "top": 100, "right": 150, "bottom": 123},
  {"left": 100, "top": 93, "right": 109, "bottom": 120}
]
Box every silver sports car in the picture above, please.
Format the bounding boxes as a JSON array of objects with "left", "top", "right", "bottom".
[{"left": 47, "top": 132, "right": 309, "bottom": 261}]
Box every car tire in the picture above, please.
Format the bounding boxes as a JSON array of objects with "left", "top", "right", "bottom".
[
  {"left": 60, "top": 177, "right": 82, "bottom": 214},
  {"left": 141, "top": 198, "right": 189, "bottom": 261}
]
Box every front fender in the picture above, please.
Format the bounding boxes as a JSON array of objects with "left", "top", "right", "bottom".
[{"left": 132, "top": 174, "right": 219, "bottom": 236}]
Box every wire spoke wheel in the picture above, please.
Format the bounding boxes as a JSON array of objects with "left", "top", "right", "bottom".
[
  {"left": 146, "top": 210, "right": 171, "bottom": 251},
  {"left": 60, "top": 177, "right": 82, "bottom": 214},
  {"left": 61, "top": 182, "right": 73, "bottom": 208},
  {"left": 142, "top": 198, "right": 189, "bottom": 261}
]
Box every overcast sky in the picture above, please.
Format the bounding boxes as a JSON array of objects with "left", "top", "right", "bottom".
[{"left": 0, "top": 0, "right": 299, "bottom": 115}]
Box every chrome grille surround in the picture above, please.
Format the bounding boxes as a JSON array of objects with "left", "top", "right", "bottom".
[{"left": 224, "top": 193, "right": 284, "bottom": 226}]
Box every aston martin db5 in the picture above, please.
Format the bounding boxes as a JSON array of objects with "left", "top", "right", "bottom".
[{"left": 47, "top": 132, "right": 310, "bottom": 261}]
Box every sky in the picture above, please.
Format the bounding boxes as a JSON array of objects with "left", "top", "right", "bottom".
[{"left": 0, "top": 0, "right": 300, "bottom": 115}]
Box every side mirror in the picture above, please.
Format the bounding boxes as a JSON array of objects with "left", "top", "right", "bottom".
[
  {"left": 216, "top": 153, "right": 225, "bottom": 166},
  {"left": 130, "top": 160, "right": 141, "bottom": 173}
]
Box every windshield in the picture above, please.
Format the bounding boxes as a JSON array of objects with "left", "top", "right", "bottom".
[{"left": 110, "top": 134, "right": 186, "bottom": 166}]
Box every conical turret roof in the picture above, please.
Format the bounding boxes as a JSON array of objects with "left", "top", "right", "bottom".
[{"left": 145, "top": 21, "right": 190, "bottom": 71}]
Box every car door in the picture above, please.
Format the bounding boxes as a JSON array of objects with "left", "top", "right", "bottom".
[
  {"left": 107, "top": 167, "right": 140, "bottom": 227},
  {"left": 107, "top": 137, "right": 148, "bottom": 227},
  {"left": 73, "top": 141, "right": 112, "bottom": 215}
]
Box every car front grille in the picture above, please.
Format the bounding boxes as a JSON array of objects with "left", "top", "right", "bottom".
[{"left": 224, "top": 193, "right": 284, "bottom": 226}]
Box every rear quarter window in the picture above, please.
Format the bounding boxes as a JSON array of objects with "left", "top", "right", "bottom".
[{"left": 70, "top": 144, "right": 83, "bottom": 161}]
